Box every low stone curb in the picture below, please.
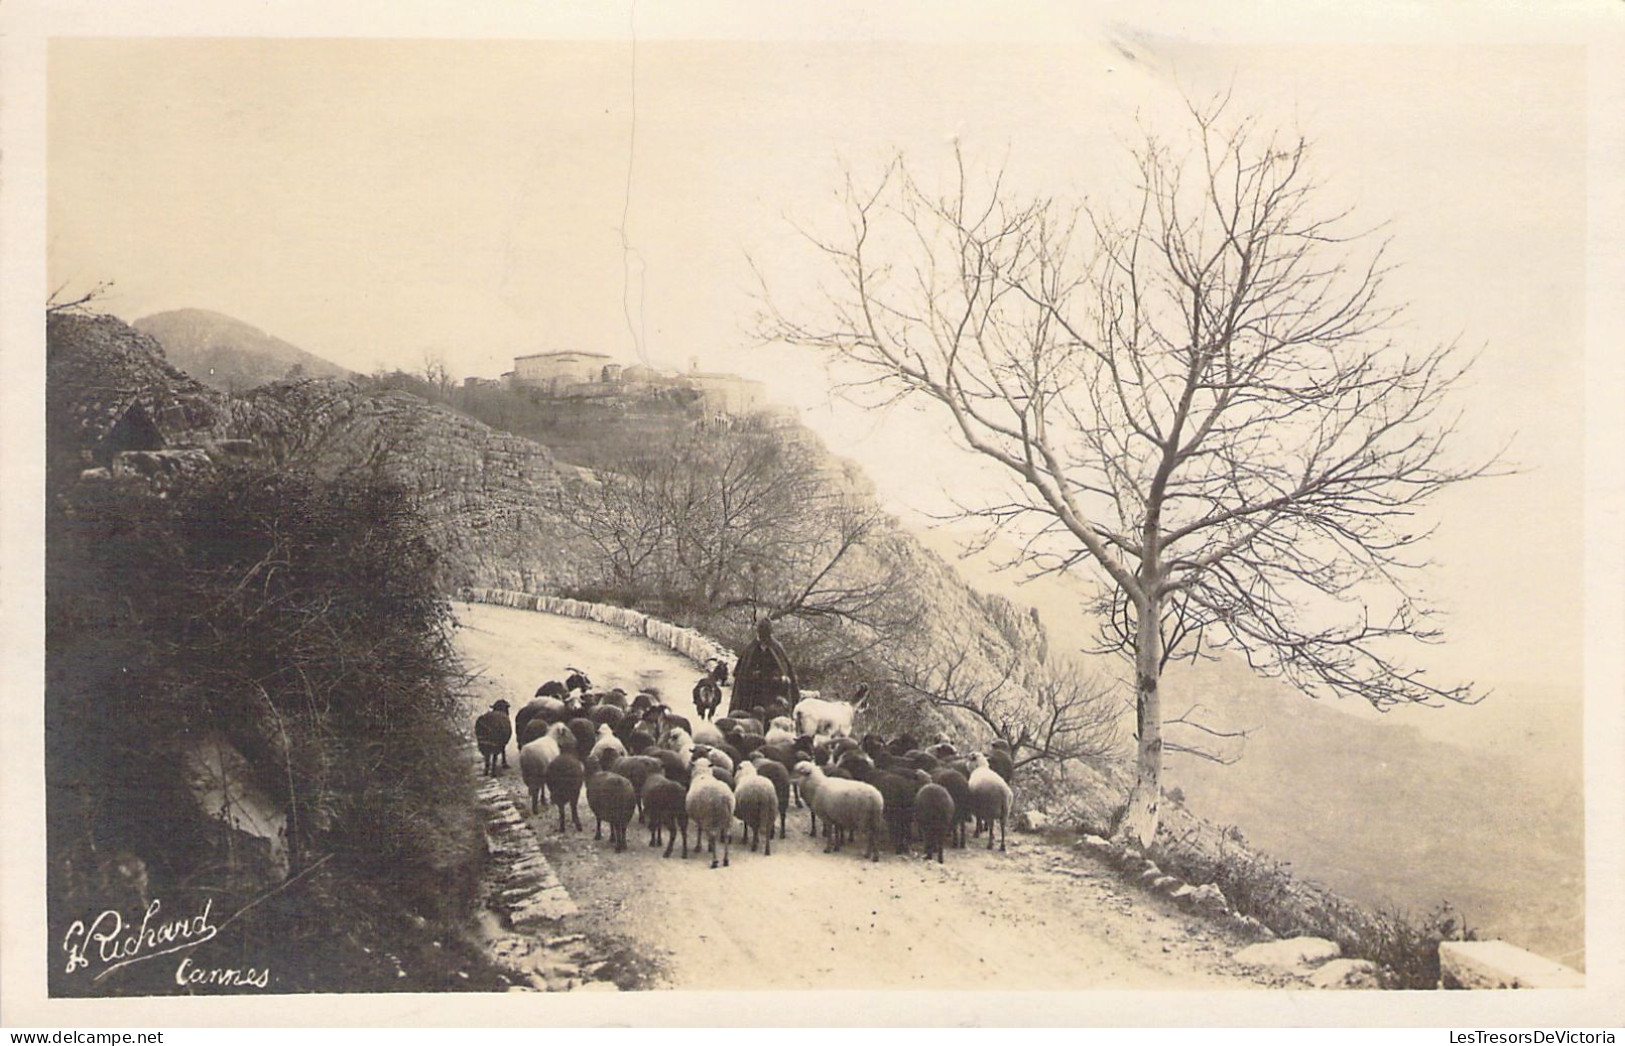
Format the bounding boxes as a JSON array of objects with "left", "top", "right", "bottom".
[
  {"left": 477, "top": 776, "right": 578, "bottom": 924},
  {"left": 1078, "top": 834, "right": 1276, "bottom": 942}
]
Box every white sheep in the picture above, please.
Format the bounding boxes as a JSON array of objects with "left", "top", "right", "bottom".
[
  {"left": 519, "top": 735, "right": 560, "bottom": 814},
  {"left": 662, "top": 727, "right": 695, "bottom": 769},
  {"left": 768, "top": 716, "right": 796, "bottom": 735},
  {"left": 794, "top": 763, "right": 885, "bottom": 861},
  {"left": 764, "top": 727, "right": 796, "bottom": 748},
  {"left": 692, "top": 720, "right": 727, "bottom": 748},
  {"left": 732, "top": 761, "right": 780, "bottom": 855},
  {"left": 793, "top": 697, "right": 860, "bottom": 742},
  {"left": 685, "top": 758, "right": 736, "bottom": 869},
  {"left": 588, "top": 723, "right": 627, "bottom": 770},
  {"left": 968, "top": 753, "right": 1014, "bottom": 852}
]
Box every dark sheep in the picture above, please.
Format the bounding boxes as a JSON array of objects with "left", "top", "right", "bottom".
[
  {"left": 930, "top": 768, "right": 973, "bottom": 848},
  {"left": 649, "top": 748, "right": 691, "bottom": 788},
  {"left": 590, "top": 704, "right": 625, "bottom": 730},
  {"left": 547, "top": 753, "right": 585, "bottom": 833},
  {"left": 610, "top": 754, "right": 662, "bottom": 821},
  {"left": 929, "top": 742, "right": 959, "bottom": 760},
  {"left": 732, "top": 734, "right": 765, "bottom": 758},
  {"left": 709, "top": 766, "right": 735, "bottom": 790},
  {"left": 567, "top": 716, "right": 598, "bottom": 755},
  {"left": 866, "top": 769, "right": 918, "bottom": 855},
  {"left": 693, "top": 677, "right": 723, "bottom": 721},
  {"left": 748, "top": 757, "right": 791, "bottom": 839},
  {"left": 905, "top": 750, "right": 940, "bottom": 772},
  {"left": 474, "top": 700, "right": 512, "bottom": 776},
  {"left": 913, "top": 779, "right": 955, "bottom": 863},
  {"left": 629, "top": 693, "right": 654, "bottom": 716},
  {"left": 660, "top": 712, "right": 692, "bottom": 738},
  {"left": 513, "top": 698, "right": 550, "bottom": 739},
  {"left": 642, "top": 774, "right": 689, "bottom": 858},
  {"left": 837, "top": 751, "right": 875, "bottom": 780},
  {"left": 586, "top": 771, "right": 636, "bottom": 852},
  {"left": 565, "top": 669, "right": 592, "bottom": 694},
  {"left": 599, "top": 688, "right": 630, "bottom": 711},
  {"left": 516, "top": 715, "right": 554, "bottom": 748},
  {"left": 536, "top": 679, "right": 569, "bottom": 700},
  {"left": 888, "top": 734, "right": 920, "bottom": 757}
]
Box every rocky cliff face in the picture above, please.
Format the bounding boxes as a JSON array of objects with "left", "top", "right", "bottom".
[{"left": 49, "top": 312, "right": 591, "bottom": 593}]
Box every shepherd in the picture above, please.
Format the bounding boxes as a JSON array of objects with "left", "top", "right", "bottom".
[{"left": 729, "top": 617, "right": 800, "bottom": 718}]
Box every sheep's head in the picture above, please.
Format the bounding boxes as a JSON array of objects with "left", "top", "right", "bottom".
[
  {"left": 597, "top": 723, "right": 614, "bottom": 736},
  {"left": 970, "top": 753, "right": 990, "bottom": 770},
  {"left": 691, "top": 757, "right": 714, "bottom": 778}
]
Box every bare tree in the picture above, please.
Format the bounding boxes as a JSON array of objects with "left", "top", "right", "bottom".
[
  {"left": 883, "top": 639, "right": 1123, "bottom": 770},
  {"left": 761, "top": 100, "right": 1498, "bottom": 845}
]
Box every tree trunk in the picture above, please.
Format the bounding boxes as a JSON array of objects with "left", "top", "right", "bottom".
[{"left": 1115, "top": 591, "right": 1163, "bottom": 848}]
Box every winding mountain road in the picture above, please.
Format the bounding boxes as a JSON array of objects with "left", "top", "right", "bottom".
[{"left": 453, "top": 600, "right": 1280, "bottom": 991}]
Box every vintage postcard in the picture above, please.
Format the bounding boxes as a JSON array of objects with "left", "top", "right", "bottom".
[{"left": 2, "top": 0, "right": 1622, "bottom": 1029}]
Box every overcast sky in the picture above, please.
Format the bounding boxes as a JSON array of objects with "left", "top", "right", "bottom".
[{"left": 45, "top": 9, "right": 1598, "bottom": 743}]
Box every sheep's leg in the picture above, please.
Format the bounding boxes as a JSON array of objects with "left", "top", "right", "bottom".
[
  {"left": 530, "top": 788, "right": 540, "bottom": 815},
  {"left": 1000, "top": 811, "right": 1007, "bottom": 853},
  {"left": 722, "top": 827, "right": 730, "bottom": 868},
  {"left": 664, "top": 823, "right": 676, "bottom": 858},
  {"left": 680, "top": 822, "right": 689, "bottom": 859},
  {"left": 594, "top": 816, "right": 603, "bottom": 841},
  {"left": 763, "top": 820, "right": 771, "bottom": 857},
  {"left": 793, "top": 784, "right": 803, "bottom": 809},
  {"left": 572, "top": 801, "right": 582, "bottom": 831},
  {"left": 557, "top": 805, "right": 566, "bottom": 833}
]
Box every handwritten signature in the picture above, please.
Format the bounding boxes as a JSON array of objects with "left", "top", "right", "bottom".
[{"left": 62, "top": 898, "right": 223, "bottom": 983}]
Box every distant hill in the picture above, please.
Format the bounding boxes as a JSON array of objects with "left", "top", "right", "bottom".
[{"left": 134, "top": 308, "right": 353, "bottom": 392}]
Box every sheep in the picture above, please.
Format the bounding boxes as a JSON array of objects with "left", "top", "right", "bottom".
[
  {"left": 519, "top": 735, "right": 559, "bottom": 814},
  {"left": 608, "top": 754, "right": 662, "bottom": 822},
  {"left": 474, "top": 699, "right": 512, "bottom": 775},
  {"left": 747, "top": 755, "right": 791, "bottom": 839},
  {"left": 836, "top": 750, "right": 876, "bottom": 780},
  {"left": 589, "top": 704, "right": 625, "bottom": 730},
  {"left": 685, "top": 759, "right": 736, "bottom": 869},
  {"left": 545, "top": 720, "right": 578, "bottom": 756},
  {"left": 968, "top": 753, "right": 1013, "bottom": 852},
  {"left": 661, "top": 711, "right": 693, "bottom": 738},
  {"left": 732, "top": 761, "right": 780, "bottom": 855},
  {"left": 984, "top": 745, "right": 1015, "bottom": 785},
  {"left": 567, "top": 716, "right": 598, "bottom": 756},
  {"left": 547, "top": 752, "right": 586, "bottom": 833},
  {"left": 710, "top": 766, "right": 735, "bottom": 789},
  {"left": 642, "top": 773, "right": 689, "bottom": 858},
  {"left": 693, "top": 720, "right": 728, "bottom": 749},
  {"left": 647, "top": 747, "right": 689, "bottom": 788},
  {"left": 565, "top": 668, "right": 592, "bottom": 695},
  {"left": 913, "top": 778, "right": 955, "bottom": 863},
  {"left": 535, "top": 679, "right": 569, "bottom": 700},
  {"left": 692, "top": 677, "right": 723, "bottom": 721},
  {"left": 513, "top": 697, "right": 550, "bottom": 738},
  {"left": 865, "top": 769, "right": 918, "bottom": 855},
  {"left": 662, "top": 727, "right": 695, "bottom": 768},
  {"left": 586, "top": 770, "right": 637, "bottom": 852},
  {"left": 888, "top": 734, "right": 920, "bottom": 757},
  {"left": 793, "top": 697, "right": 859, "bottom": 743},
  {"left": 905, "top": 750, "right": 940, "bottom": 773},
  {"left": 589, "top": 723, "right": 627, "bottom": 769},
  {"left": 764, "top": 727, "right": 796, "bottom": 748},
  {"left": 794, "top": 764, "right": 884, "bottom": 861},
  {"left": 731, "top": 734, "right": 765, "bottom": 759},
  {"left": 627, "top": 720, "right": 659, "bottom": 755},
  {"left": 930, "top": 768, "right": 973, "bottom": 848},
  {"left": 629, "top": 692, "right": 655, "bottom": 716},
  {"left": 769, "top": 715, "right": 796, "bottom": 735},
  {"left": 692, "top": 745, "right": 734, "bottom": 773},
  {"left": 599, "top": 687, "right": 630, "bottom": 711},
  {"left": 791, "top": 760, "right": 824, "bottom": 835}
]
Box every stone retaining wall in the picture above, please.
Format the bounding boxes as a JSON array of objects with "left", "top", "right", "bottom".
[{"left": 460, "top": 587, "right": 736, "bottom": 672}]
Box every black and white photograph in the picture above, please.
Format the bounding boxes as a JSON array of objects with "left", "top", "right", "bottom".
[{"left": 3, "top": 0, "right": 1622, "bottom": 1029}]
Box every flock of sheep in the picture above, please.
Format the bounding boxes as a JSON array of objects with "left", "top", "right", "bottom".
[{"left": 473, "top": 668, "right": 1017, "bottom": 869}]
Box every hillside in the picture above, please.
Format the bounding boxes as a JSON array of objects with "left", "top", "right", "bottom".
[
  {"left": 134, "top": 308, "right": 354, "bottom": 392},
  {"left": 909, "top": 523, "right": 1586, "bottom": 969}
]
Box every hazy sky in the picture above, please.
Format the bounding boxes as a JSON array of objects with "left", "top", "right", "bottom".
[{"left": 46, "top": 18, "right": 1591, "bottom": 731}]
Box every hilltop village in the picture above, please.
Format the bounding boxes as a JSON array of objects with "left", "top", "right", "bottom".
[{"left": 470, "top": 350, "right": 774, "bottom": 418}]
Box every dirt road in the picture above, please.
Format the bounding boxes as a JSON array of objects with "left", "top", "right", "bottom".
[{"left": 453, "top": 601, "right": 1277, "bottom": 990}]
